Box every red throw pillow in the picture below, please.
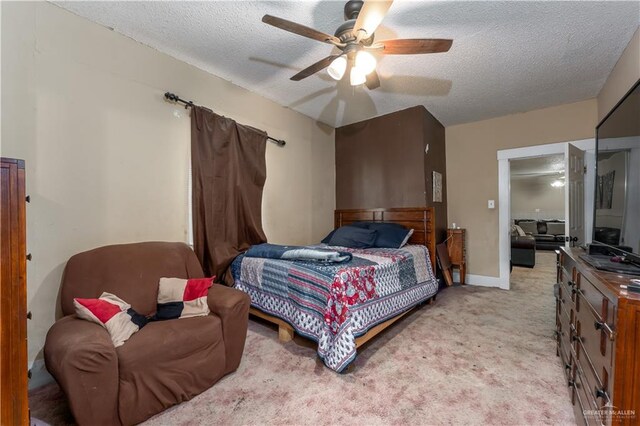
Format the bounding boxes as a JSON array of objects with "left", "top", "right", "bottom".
[
  {"left": 154, "top": 277, "right": 215, "bottom": 320},
  {"left": 74, "top": 292, "right": 148, "bottom": 347}
]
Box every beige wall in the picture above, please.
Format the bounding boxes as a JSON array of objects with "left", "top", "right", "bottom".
[
  {"left": 446, "top": 100, "right": 597, "bottom": 277},
  {"left": 510, "top": 177, "right": 565, "bottom": 221},
  {"left": 1, "top": 1, "right": 335, "bottom": 382},
  {"left": 598, "top": 27, "right": 640, "bottom": 121}
]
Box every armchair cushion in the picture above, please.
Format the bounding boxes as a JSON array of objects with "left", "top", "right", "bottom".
[{"left": 116, "top": 316, "right": 226, "bottom": 425}]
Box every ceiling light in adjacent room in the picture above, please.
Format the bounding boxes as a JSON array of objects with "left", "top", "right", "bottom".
[
  {"left": 355, "top": 51, "right": 377, "bottom": 75},
  {"left": 327, "top": 55, "right": 347, "bottom": 80},
  {"left": 350, "top": 66, "right": 367, "bottom": 86},
  {"left": 551, "top": 180, "right": 565, "bottom": 187}
]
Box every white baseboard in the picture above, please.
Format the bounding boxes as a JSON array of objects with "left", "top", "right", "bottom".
[
  {"left": 453, "top": 271, "right": 508, "bottom": 290},
  {"left": 29, "top": 359, "right": 54, "bottom": 390}
]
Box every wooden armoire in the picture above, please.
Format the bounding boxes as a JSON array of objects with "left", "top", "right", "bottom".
[
  {"left": 335, "top": 105, "right": 448, "bottom": 243},
  {"left": 0, "top": 157, "right": 29, "bottom": 424}
]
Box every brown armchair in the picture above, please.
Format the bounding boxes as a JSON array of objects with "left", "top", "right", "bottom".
[{"left": 44, "top": 242, "right": 250, "bottom": 426}]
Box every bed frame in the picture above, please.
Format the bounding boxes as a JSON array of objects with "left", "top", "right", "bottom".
[
  {"left": 334, "top": 207, "right": 436, "bottom": 273},
  {"left": 250, "top": 207, "right": 437, "bottom": 348}
]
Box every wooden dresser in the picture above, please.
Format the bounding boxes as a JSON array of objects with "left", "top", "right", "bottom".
[
  {"left": 446, "top": 228, "right": 466, "bottom": 284},
  {"left": 556, "top": 247, "right": 640, "bottom": 425},
  {"left": 0, "top": 158, "right": 29, "bottom": 425}
]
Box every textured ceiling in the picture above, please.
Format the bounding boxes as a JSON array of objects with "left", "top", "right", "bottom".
[
  {"left": 53, "top": 1, "right": 640, "bottom": 127},
  {"left": 511, "top": 154, "right": 565, "bottom": 180}
]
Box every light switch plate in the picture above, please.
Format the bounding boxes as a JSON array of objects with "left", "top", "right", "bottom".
[{"left": 488, "top": 200, "right": 495, "bottom": 209}]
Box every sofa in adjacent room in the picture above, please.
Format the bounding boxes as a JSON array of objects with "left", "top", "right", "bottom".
[
  {"left": 44, "top": 242, "right": 251, "bottom": 426},
  {"left": 511, "top": 225, "right": 536, "bottom": 268},
  {"left": 515, "top": 219, "right": 566, "bottom": 250}
]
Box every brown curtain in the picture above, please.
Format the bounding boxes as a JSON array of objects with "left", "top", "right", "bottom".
[{"left": 191, "top": 106, "right": 267, "bottom": 280}]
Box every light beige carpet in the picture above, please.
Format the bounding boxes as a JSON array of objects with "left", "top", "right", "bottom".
[{"left": 30, "top": 251, "right": 575, "bottom": 425}]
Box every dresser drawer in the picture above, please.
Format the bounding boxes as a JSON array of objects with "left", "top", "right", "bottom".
[
  {"left": 557, "top": 282, "right": 572, "bottom": 315},
  {"left": 573, "top": 363, "right": 606, "bottom": 426},
  {"left": 558, "top": 335, "right": 573, "bottom": 382},
  {"left": 576, "top": 341, "right": 611, "bottom": 411},
  {"left": 558, "top": 302, "right": 573, "bottom": 363},
  {"left": 560, "top": 266, "right": 576, "bottom": 303},
  {"left": 576, "top": 273, "right": 608, "bottom": 322},
  {"left": 575, "top": 291, "right": 614, "bottom": 390}
]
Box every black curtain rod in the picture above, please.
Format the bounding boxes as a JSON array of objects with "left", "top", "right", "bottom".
[{"left": 164, "top": 92, "right": 286, "bottom": 147}]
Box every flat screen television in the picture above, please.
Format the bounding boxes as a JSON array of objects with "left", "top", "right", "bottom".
[{"left": 589, "top": 78, "right": 640, "bottom": 271}]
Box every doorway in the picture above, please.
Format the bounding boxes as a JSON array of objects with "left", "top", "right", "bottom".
[
  {"left": 496, "top": 139, "right": 595, "bottom": 290},
  {"left": 510, "top": 154, "right": 566, "bottom": 269}
]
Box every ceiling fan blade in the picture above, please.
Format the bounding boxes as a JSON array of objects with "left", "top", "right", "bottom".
[
  {"left": 365, "top": 70, "right": 381, "bottom": 90},
  {"left": 372, "top": 39, "right": 453, "bottom": 54},
  {"left": 262, "top": 15, "right": 340, "bottom": 45},
  {"left": 354, "top": 0, "right": 394, "bottom": 42},
  {"left": 291, "top": 55, "right": 341, "bottom": 81}
]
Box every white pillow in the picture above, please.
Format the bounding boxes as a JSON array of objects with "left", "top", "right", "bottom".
[{"left": 399, "top": 229, "right": 414, "bottom": 248}]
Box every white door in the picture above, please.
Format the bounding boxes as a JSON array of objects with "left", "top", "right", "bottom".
[{"left": 565, "top": 143, "right": 586, "bottom": 247}]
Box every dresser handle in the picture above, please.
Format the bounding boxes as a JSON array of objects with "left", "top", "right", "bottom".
[
  {"left": 594, "top": 320, "right": 615, "bottom": 341},
  {"left": 595, "top": 387, "right": 608, "bottom": 400}
]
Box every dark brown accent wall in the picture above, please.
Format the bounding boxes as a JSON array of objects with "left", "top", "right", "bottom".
[{"left": 335, "top": 106, "right": 448, "bottom": 242}]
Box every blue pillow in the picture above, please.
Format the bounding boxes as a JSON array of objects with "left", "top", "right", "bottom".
[
  {"left": 321, "top": 222, "right": 371, "bottom": 244},
  {"left": 321, "top": 229, "right": 336, "bottom": 244},
  {"left": 347, "top": 222, "right": 370, "bottom": 229},
  {"left": 327, "top": 226, "right": 377, "bottom": 249},
  {"left": 366, "top": 223, "right": 413, "bottom": 248}
]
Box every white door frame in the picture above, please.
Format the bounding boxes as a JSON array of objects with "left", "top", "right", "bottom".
[{"left": 496, "top": 139, "right": 595, "bottom": 290}]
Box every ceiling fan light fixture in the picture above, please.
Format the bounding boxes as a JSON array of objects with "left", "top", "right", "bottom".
[
  {"left": 355, "top": 50, "right": 377, "bottom": 75},
  {"left": 350, "top": 66, "right": 367, "bottom": 86},
  {"left": 327, "top": 55, "right": 347, "bottom": 80}
]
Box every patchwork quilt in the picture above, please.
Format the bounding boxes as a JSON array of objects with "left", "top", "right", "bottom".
[{"left": 231, "top": 244, "right": 438, "bottom": 372}]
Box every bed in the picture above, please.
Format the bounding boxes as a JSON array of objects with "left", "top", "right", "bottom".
[{"left": 230, "top": 207, "right": 438, "bottom": 372}]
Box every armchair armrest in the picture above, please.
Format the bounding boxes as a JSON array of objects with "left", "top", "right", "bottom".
[
  {"left": 44, "top": 315, "right": 120, "bottom": 426},
  {"left": 207, "top": 284, "right": 250, "bottom": 374}
]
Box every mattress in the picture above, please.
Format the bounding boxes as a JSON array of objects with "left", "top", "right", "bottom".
[{"left": 231, "top": 244, "right": 438, "bottom": 372}]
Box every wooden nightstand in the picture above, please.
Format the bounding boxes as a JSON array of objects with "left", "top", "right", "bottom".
[{"left": 446, "top": 228, "right": 466, "bottom": 284}]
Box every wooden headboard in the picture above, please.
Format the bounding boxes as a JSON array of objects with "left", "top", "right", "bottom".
[{"left": 334, "top": 207, "right": 436, "bottom": 273}]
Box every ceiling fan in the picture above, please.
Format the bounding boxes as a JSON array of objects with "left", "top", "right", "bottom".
[{"left": 262, "top": 0, "right": 453, "bottom": 90}]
